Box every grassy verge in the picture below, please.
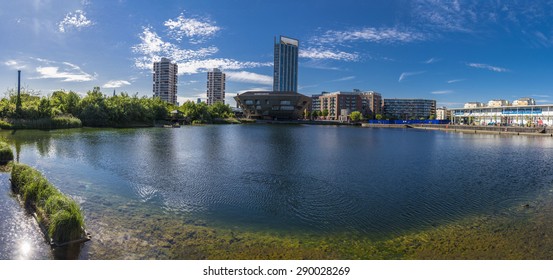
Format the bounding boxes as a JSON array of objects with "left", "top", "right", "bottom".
[
  {"left": 10, "top": 163, "right": 86, "bottom": 244},
  {"left": 3, "top": 116, "right": 82, "bottom": 130},
  {"left": 0, "top": 141, "right": 14, "bottom": 164}
]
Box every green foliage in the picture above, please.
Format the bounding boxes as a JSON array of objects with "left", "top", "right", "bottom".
[
  {"left": 349, "top": 111, "right": 363, "bottom": 122},
  {"left": 0, "top": 141, "right": 13, "bottom": 164},
  {"left": 322, "top": 109, "right": 329, "bottom": 117},
  {"left": 10, "top": 163, "right": 85, "bottom": 243},
  {"left": 375, "top": 114, "right": 383, "bottom": 120}
]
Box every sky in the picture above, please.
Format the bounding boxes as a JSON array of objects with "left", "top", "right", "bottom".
[{"left": 1, "top": 0, "right": 553, "bottom": 108}]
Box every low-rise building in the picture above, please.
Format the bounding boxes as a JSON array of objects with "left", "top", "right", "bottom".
[
  {"left": 487, "top": 99, "right": 510, "bottom": 107},
  {"left": 436, "top": 107, "right": 448, "bottom": 120},
  {"left": 318, "top": 89, "right": 381, "bottom": 120},
  {"left": 512, "top": 97, "right": 536, "bottom": 106},
  {"left": 234, "top": 91, "right": 311, "bottom": 120},
  {"left": 464, "top": 102, "right": 485, "bottom": 108},
  {"left": 383, "top": 99, "right": 436, "bottom": 120}
]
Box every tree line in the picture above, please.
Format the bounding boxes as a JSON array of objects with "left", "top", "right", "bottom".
[{"left": 0, "top": 87, "right": 235, "bottom": 128}]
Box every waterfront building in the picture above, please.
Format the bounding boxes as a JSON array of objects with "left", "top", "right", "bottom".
[
  {"left": 512, "top": 97, "right": 536, "bottom": 106},
  {"left": 488, "top": 99, "right": 510, "bottom": 107},
  {"left": 234, "top": 90, "right": 311, "bottom": 120},
  {"left": 273, "top": 36, "right": 299, "bottom": 93},
  {"left": 464, "top": 102, "right": 485, "bottom": 108},
  {"left": 311, "top": 94, "right": 322, "bottom": 112},
  {"left": 450, "top": 104, "right": 553, "bottom": 126},
  {"left": 318, "top": 90, "right": 382, "bottom": 120},
  {"left": 436, "top": 107, "right": 448, "bottom": 120},
  {"left": 207, "top": 68, "right": 226, "bottom": 105},
  {"left": 153, "top": 58, "right": 178, "bottom": 104},
  {"left": 383, "top": 99, "right": 436, "bottom": 120}
]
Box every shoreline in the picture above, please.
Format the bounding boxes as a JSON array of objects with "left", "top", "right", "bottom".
[{"left": 362, "top": 123, "right": 553, "bottom": 136}]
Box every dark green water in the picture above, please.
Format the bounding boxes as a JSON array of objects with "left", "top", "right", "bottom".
[{"left": 1, "top": 125, "right": 553, "bottom": 259}]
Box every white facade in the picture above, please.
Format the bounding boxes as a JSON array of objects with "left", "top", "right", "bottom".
[
  {"left": 487, "top": 99, "right": 510, "bottom": 107},
  {"left": 512, "top": 98, "right": 536, "bottom": 106},
  {"left": 450, "top": 105, "right": 553, "bottom": 126},
  {"left": 436, "top": 107, "right": 448, "bottom": 120},
  {"left": 464, "top": 102, "right": 485, "bottom": 108},
  {"left": 207, "top": 68, "right": 226, "bottom": 105},
  {"left": 153, "top": 58, "right": 178, "bottom": 104}
]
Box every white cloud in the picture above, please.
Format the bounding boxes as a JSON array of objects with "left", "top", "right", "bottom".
[
  {"left": 431, "top": 90, "right": 453, "bottom": 94},
  {"left": 226, "top": 71, "right": 272, "bottom": 85},
  {"left": 315, "top": 27, "right": 426, "bottom": 45},
  {"left": 424, "top": 57, "right": 440, "bottom": 64},
  {"left": 331, "top": 76, "right": 356, "bottom": 82},
  {"left": 164, "top": 12, "right": 220, "bottom": 44},
  {"left": 299, "top": 47, "right": 359, "bottom": 61},
  {"left": 30, "top": 59, "right": 95, "bottom": 82},
  {"left": 467, "top": 63, "right": 509, "bottom": 72},
  {"left": 58, "top": 10, "right": 93, "bottom": 33},
  {"left": 398, "top": 71, "right": 425, "bottom": 82},
  {"left": 4, "top": 60, "right": 26, "bottom": 69},
  {"left": 103, "top": 80, "right": 131, "bottom": 88},
  {"left": 132, "top": 26, "right": 270, "bottom": 74},
  {"left": 447, "top": 79, "right": 465, "bottom": 83}
]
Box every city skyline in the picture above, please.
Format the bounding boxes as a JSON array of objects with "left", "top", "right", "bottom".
[{"left": 2, "top": 1, "right": 553, "bottom": 108}]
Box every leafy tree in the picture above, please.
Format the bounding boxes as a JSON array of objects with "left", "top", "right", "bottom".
[
  {"left": 322, "top": 109, "right": 329, "bottom": 117},
  {"left": 375, "top": 114, "right": 383, "bottom": 120},
  {"left": 349, "top": 111, "right": 363, "bottom": 122}
]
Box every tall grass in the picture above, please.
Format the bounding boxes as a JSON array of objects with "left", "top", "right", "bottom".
[
  {"left": 0, "top": 141, "right": 14, "bottom": 164},
  {"left": 4, "top": 115, "right": 82, "bottom": 130},
  {"left": 10, "top": 163, "right": 85, "bottom": 244}
]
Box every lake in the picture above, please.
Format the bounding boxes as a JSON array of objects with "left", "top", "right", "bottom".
[{"left": 2, "top": 125, "right": 553, "bottom": 259}]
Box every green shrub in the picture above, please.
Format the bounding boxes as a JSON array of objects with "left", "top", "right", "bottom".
[
  {"left": 10, "top": 163, "right": 86, "bottom": 243},
  {"left": 0, "top": 120, "right": 13, "bottom": 129},
  {"left": 0, "top": 141, "right": 13, "bottom": 164}
]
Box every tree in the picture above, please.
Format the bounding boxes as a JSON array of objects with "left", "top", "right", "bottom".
[
  {"left": 349, "top": 111, "right": 363, "bottom": 122},
  {"left": 375, "top": 114, "right": 383, "bottom": 120},
  {"left": 322, "top": 109, "right": 329, "bottom": 117},
  {"left": 429, "top": 114, "right": 436, "bottom": 120},
  {"left": 312, "top": 110, "right": 319, "bottom": 119}
]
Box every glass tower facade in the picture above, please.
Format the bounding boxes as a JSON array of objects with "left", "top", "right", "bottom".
[{"left": 273, "top": 36, "right": 299, "bottom": 93}]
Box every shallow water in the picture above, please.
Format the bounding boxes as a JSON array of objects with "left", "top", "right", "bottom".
[{"left": 2, "top": 126, "right": 553, "bottom": 259}]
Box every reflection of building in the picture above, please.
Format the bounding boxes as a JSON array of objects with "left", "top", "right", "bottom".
[
  {"left": 234, "top": 91, "right": 311, "bottom": 120},
  {"left": 512, "top": 97, "right": 535, "bottom": 106},
  {"left": 153, "top": 58, "right": 178, "bottom": 104},
  {"left": 383, "top": 99, "right": 436, "bottom": 120},
  {"left": 273, "top": 36, "right": 299, "bottom": 92},
  {"left": 318, "top": 90, "right": 382, "bottom": 120},
  {"left": 207, "top": 68, "right": 226, "bottom": 105}
]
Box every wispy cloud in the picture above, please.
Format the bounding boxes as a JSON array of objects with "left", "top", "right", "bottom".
[
  {"left": 467, "top": 63, "right": 510, "bottom": 72},
  {"left": 4, "top": 60, "right": 26, "bottom": 69},
  {"left": 431, "top": 90, "right": 453, "bottom": 95},
  {"left": 315, "top": 27, "right": 426, "bottom": 45},
  {"left": 447, "top": 79, "right": 465, "bottom": 83},
  {"left": 330, "top": 76, "right": 356, "bottom": 82},
  {"left": 424, "top": 57, "right": 440, "bottom": 64},
  {"left": 58, "top": 10, "right": 93, "bottom": 33},
  {"left": 33, "top": 61, "right": 96, "bottom": 82},
  {"left": 225, "top": 71, "right": 272, "bottom": 85},
  {"left": 132, "top": 26, "right": 270, "bottom": 74},
  {"left": 532, "top": 94, "right": 550, "bottom": 98},
  {"left": 299, "top": 47, "right": 359, "bottom": 61},
  {"left": 164, "top": 12, "right": 220, "bottom": 44},
  {"left": 103, "top": 80, "right": 131, "bottom": 88},
  {"left": 398, "top": 71, "right": 425, "bottom": 82}
]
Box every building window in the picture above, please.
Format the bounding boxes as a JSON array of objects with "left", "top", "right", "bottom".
[{"left": 280, "top": 100, "right": 291, "bottom": 105}]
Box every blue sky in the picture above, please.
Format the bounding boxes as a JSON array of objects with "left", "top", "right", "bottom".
[{"left": 2, "top": 0, "right": 553, "bottom": 108}]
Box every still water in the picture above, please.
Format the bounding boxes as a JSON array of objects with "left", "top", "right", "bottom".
[{"left": 1, "top": 125, "right": 553, "bottom": 259}]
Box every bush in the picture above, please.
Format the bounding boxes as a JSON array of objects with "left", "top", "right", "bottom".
[
  {"left": 10, "top": 163, "right": 85, "bottom": 243},
  {"left": 0, "top": 120, "right": 13, "bottom": 129},
  {"left": 0, "top": 141, "right": 13, "bottom": 164}
]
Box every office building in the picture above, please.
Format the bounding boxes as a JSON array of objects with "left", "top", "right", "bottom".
[
  {"left": 207, "top": 68, "right": 226, "bottom": 105},
  {"left": 450, "top": 104, "right": 553, "bottom": 126},
  {"left": 383, "top": 99, "right": 436, "bottom": 120},
  {"left": 234, "top": 90, "right": 311, "bottom": 120},
  {"left": 273, "top": 36, "right": 299, "bottom": 92},
  {"left": 512, "top": 98, "right": 536, "bottom": 106},
  {"left": 153, "top": 58, "right": 178, "bottom": 104}
]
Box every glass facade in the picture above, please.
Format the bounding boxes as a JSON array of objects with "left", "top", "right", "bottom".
[{"left": 273, "top": 36, "right": 299, "bottom": 93}]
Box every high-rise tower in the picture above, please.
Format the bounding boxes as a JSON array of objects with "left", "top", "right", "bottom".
[
  {"left": 273, "top": 36, "right": 299, "bottom": 93},
  {"left": 207, "top": 68, "right": 226, "bottom": 105},
  {"left": 153, "top": 58, "right": 178, "bottom": 104}
]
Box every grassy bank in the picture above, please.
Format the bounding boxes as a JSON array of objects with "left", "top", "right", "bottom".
[
  {"left": 0, "top": 141, "right": 14, "bottom": 164},
  {"left": 2, "top": 116, "right": 82, "bottom": 130},
  {"left": 10, "top": 163, "right": 86, "bottom": 244}
]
